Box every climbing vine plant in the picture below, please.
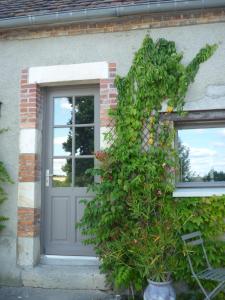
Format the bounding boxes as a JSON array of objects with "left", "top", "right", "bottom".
[
  {"left": 78, "top": 36, "right": 219, "bottom": 293},
  {"left": 0, "top": 129, "right": 12, "bottom": 231}
]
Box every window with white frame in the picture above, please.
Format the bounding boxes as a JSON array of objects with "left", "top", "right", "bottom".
[{"left": 176, "top": 122, "right": 225, "bottom": 187}]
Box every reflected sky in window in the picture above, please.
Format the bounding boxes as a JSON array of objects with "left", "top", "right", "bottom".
[
  {"left": 53, "top": 158, "right": 69, "bottom": 176},
  {"left": 54, "top": 127, "right": 72, "bottom": 156},
  {"left": 178, "top": 127, "right": 225, "bottom": 182},
  {"left": 54, "top": 97, "right": 72, "bottom": 125}
]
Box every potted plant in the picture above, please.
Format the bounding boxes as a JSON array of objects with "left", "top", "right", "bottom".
[
  {"left": 141, "top": 197, "right": 178, "bottom": 300},
  {"left": 78, "top": 36, "right": 217, "bottom": 300}
]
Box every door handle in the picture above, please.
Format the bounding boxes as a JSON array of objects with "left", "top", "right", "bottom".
[{"left": 46, "top": 169, "right": 53, "bottom": 187}]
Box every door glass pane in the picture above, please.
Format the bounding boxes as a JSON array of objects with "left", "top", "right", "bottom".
[
  {"left": 75, "top": 96, "right": 94, "bottom": 124},
  {"left": 75, "top": 158, "right": 94, "bottom": 187},
  {"left": 75, "top": 127, "right": 94, "bottom": 156},
  {"left": 54, "top": 128, "right": 72, "bottom": 156},
  {"left": 178, "top": 127, "right": 225, "bottom": 182},
  {"left": 53, "top": 158, "right": 72, "bottom": 187},
  {"left": 54, "top": 97, "right": 73, "bottom": 125}
]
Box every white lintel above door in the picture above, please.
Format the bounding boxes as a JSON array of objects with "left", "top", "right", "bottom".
[{"left": 28, "top": 61, "right": 109, "bottom": 86}]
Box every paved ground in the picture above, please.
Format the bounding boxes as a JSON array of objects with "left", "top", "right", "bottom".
[
  {"left": 0, "top": 287, "right": 119, "bottom": 300},
  {"left": 0, "top": 287, "right": 202, "bottom": 300}
]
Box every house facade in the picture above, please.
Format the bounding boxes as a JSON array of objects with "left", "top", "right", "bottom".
[{"left": 0, "top": 0, "right": 225, "bottom": 288}]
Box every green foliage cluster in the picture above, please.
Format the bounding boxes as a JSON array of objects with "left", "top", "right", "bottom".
[
  {"left": 78, "top": 36, "right": 219, "bottom": 293},
  {"left": 0, "top": 129, "right": 12, "bottom": 231},
  {"left": 176, "top": 196, "right": 225, "bottom": 299}
]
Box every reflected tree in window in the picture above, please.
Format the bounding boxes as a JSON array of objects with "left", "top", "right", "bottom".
[
  {"left": 75, "top": 127, "right": 94, "bottom": 156},
  {"left": 61, "top": 96, "right": 94, "bottom": 186},
  {"left": 74, "top": 97, "right": 94, "bottom": 157},
  {"left": 177, "top": 138, "right": 194, "bottom": 182},
  {"left": 75, "top": 96, "right": 94, "bottom": 124},
  {"left": 74, "top": 158, "right": 94, "bottom": 187},
  {"left": 203, "top": 169, "right": 225, "bottom": 182},
  {"left": 57, "top": 97, "right": 73, "bottom": 186}
]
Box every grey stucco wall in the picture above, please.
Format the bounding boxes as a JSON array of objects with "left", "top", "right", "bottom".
[{"left": 0, "top": 22, "right": 225, "bottom": 285}]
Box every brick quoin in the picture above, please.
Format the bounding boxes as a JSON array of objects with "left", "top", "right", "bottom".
[
  {"left": 20, "top": 69, "right": 42, "bottom": 129},
  {"left": 19, "top": 154, "right": 40, "bottom": 182},
  {"left": 18, "top": 69, "right": 42, "bottom": 238},
  {"left": 100, "top": 63, "right": 117, "bottom": 127},
  {"left": 18, "top": 207, "right": 40, "bottom": 237}
]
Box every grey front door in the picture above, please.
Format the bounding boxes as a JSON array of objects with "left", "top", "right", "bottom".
[{"left": 43, "top": 85, "right": 99, "bottom": 256}]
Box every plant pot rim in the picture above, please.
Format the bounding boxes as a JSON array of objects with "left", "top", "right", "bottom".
[{"left": 147, "top": 279, "right": 172, "bottom": 285}]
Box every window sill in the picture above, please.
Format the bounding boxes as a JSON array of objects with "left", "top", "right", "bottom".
[{"left": 173, "top": 188, "right": 225, "bottom": 198}]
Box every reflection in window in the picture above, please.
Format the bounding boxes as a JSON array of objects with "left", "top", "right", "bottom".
[
  {"left": 52, "top": 94, "right": 96, "bottom": 187},
  {"left": 75, "top": 96, "right": 94, "bottom": 124},
  {"left": 75, "top": 158, "right": 94, "bottom": 187},
  {"left": 75, "top": 127, "right": 94, "bottom": 156},
  {"left": 54, "top": 97, "right": 73, "bottom": 125},
  {"left": 53, "top": 158, "right": 72, "bottom": 187},
  {"left": 54, "top": 128, "right": 72, "bottom": 156},
  {"left": 178, "top": 127, "right": 225, "bottom": 183}
]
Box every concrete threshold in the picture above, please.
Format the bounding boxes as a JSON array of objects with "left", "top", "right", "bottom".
[
  {"left": 40, "top": 254, "right": 100, "bottom": 266},
  {"left": 22, "top": 264, "right": 107, "bottom": 290}
]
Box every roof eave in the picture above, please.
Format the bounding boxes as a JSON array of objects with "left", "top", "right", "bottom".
[{"left": 0, "top": 0, "right": 225, "bottom": 30}]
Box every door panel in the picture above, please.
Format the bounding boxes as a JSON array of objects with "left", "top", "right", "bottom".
[
  {"left": 51, "top": 196, "right": 69, "bottom": 241},
  {"left": 44, "top": 85, "right": 99, "bottom": 256}
]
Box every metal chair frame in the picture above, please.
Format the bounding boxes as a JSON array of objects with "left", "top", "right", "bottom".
[{"left": 182, "top": 231, "right": 225, "bottom": 300}]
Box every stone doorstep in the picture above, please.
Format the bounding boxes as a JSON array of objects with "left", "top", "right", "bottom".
[
  {"left": 40, "top": 254, "right": 100, "bottom": 266},
  {"left": 21, "top": 264, "right": 108, "bottom": 290},
  {"left": 0, "top": 287, "right": 116, "bottom": 300}
]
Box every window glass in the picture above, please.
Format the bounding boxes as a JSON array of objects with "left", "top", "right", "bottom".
[
  {"left": 54, "top": 128, "right": 72, "bottom": 156},
  {"left": 74, "top": 158, "right": 94, "bottom": 187},
  {"left": 52, "top": 158, "right": 72, "bottom": 187},
  {"left": 75, "top": 127, "right": 94, "bottom": 156},
  {"left": 54, "top": 97, "right": 73, "bottom": 125},
  {"left": 178, "top": 127, "right": 225, "bottom": 183},
  {"left": 52, "top": 94, "right": 96, "bottom": 187},
  {"left": 75, "top": 96, "right": 94, "bottom": 124}
]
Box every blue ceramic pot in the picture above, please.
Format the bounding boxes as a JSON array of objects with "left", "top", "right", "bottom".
[{"left": 143, "top": 280, "right": 176, "bottom": 300}]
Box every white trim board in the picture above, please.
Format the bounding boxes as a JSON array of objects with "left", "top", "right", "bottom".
[
  {"left": 29, "top": 62, "right": 109, "bottom": 85},
  {"left": 173, "top": 188, "right": 225, "bottom": 197}
]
